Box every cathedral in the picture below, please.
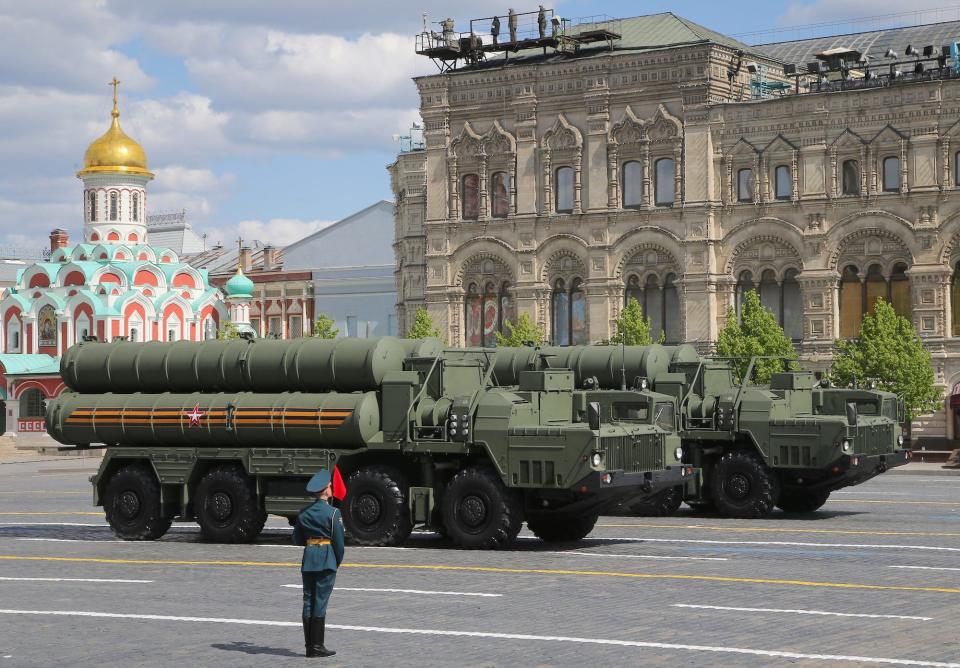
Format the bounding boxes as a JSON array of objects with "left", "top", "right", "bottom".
[{"left": 0, "top": 80, "right": 227, "bottom": 435}]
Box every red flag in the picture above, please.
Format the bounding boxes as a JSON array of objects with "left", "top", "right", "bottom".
[{"left": 332, "top": 465, "right": 347, "bottom": 501}]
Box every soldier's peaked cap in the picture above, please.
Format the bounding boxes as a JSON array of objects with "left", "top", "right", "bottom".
[{"left": 306, "top": 470, "right": 332, "bottom": 493}]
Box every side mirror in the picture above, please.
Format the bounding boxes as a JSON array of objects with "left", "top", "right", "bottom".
[
  {"left": 898, "top": 400, "right": 905, "bottom": 424},
  {"left": 846, "top": 402, "right": 858, "bottom": 427},
  {"left": 588, "top": 401, "right": 601, "bottom": 431}
]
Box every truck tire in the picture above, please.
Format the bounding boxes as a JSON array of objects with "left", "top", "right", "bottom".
[
  {"left": 195, "top": 465, "right": 266, "bottom": 543},
  {"left": 625, "top": 486, "right": 684, "bottom": 517},
  {"left": 777, "top": 489, "right": 830, "bottom": 514},
  {"left": 103, "top": 464, "right": 172, "bottom": 541},
  {"left": 710, "top": 449, "right": 779, "bottom": 518},
  {"left": 442, "top": 466, "right": 522, "bottom": 550},
  {"left": 342, "top": 466, "right": 412, "bottom": 546},
  {"left": 527, "top": 511, "right": 599, "bottom": 542}
]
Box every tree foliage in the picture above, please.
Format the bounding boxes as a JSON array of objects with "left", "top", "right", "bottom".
[
  {"left": 610, "top": 297, "right": 658, "bottom": 345},
  {"left": 406, "top": 307, "right": 444, "bottom": 340},
  {"left": 715, "top": 290, "right": 796, "bottom": 384},
  {"left": 830, "top": 299, "right": 942, "bottom": 422},
  {"left": 311, "top": 313, "right": 339, "bottom": 339},
  {"left": 217, "top": 321, "right": 241, "bottom": 340},
  {"left": 496, "top": 313, "right": 546, "bottom": 347}
]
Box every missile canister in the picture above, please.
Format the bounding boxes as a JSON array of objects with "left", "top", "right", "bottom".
[
  {"left": 398, "top": 337, "right": 444, "bottom": 358},
  {"left": 46, "top": 390, "right": 380, "bottom": 449},
  {"left": 493, "top": 344, "right": 700, "bottom": 388},
  {"left": 60, "top": 336, "right": 409, "bottom": 394}
]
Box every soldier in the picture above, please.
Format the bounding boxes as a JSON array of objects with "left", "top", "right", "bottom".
[
  {"left": 537, "top": 5, "right": 547, "bottom": 38},
  {"left": 491, "top": 15, "right": 500, "bottom": 45},
  {"left": 293, "top": 469, "right": 345, "bottom": 658},
  {"left": 508, "top": 8, "right": 517, "bottom": 42}
]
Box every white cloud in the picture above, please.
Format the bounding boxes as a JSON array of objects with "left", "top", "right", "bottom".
[
  {"left": 197, "top": 218, "right": 336, "bottom": 248},
  {"left": 152, "top": 166, "right": 235, "bottom": 194},
  {"left": 777, "top": 0, "right": 950, "bottom": 28}
]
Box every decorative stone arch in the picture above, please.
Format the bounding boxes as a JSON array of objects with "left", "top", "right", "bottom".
[
  {"left": 762, "top": 134, "right": 800, "bottom": 203},
  {"left": 826, "top": 211, "right": 918, "bottom": 260},
  {"left": 607, "top": 106, "right": 648, "bottom": 208},
  {"left": 451, "top": 237, "right": 517, "bottom": 287},
  {"left": 536, "top": 234, "right": 590, "bottom": 282},
  {"left": 540, "top": 114, "right": 584, "bottom": 215},
  {"left": 724, "top": 235, "right": 803, "bottom": 277},
  {"left": 456, "top": 253, "right": 515, "bottom": 288},
  {"left": 612, "top": 237, "right": 683, "bottom": 281},
  {"left": 481, "top": 121, "right": 517, "bottom": 217},
  {"left": 870, "top": 124, "right": 909, "bottom": 195},
  {"left": 830, "top": 228, "right": 914, "bottom": 273},
  {"left": 447, "top": 122, "right": 484, "bottom": 221},
  {"left": 92, "top": 265, "right": 128, "bottom": 289},
  {"left": 829, "top": 129, "right": 868, "bottom": 198},
  {"left": 723, "top": 138, "right": 761, "bottom": 205}
]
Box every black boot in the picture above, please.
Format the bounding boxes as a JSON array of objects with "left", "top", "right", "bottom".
[
  {"left": 310, "top": 616, "right": 336, "bottom": 658},
  {"left": 304, "top": 616, "right": 317, "bottom": 657}
]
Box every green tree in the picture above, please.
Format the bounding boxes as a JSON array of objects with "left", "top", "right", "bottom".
[
  {"left": 610, "top": 297, "right": 657, "bottom": 345},
  {"left": 311, "top": 313, "right": 339, "bottom": 339},
  {"left": 830, "top": 299, "right": 942, "bottom": 435},
  {"left": 716, "top": 290, "right": 797, "bottom": 384},
  {"left": 217, "top": 321, "right": 241, "bottom": 340},
  {"left": 496, "top": 313, "right": 546, "bottom": 347},
  {"left": 406, "top": 307, "right": 444, "bottom": 340}
]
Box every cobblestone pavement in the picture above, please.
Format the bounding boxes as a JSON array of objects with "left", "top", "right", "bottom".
[{"left": 1, "top": 458, "right": 959, "bottom": 667}]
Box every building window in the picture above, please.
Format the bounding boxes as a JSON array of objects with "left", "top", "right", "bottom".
[
  {"left": 490, "top": 171, "right": 510, "bottom": 218},
  {"left": 839, "top": 263, "right": 912, "bottom": 338},
  {"left": 132, "top": 193, "right": 140, "bottom": 221},
  {"left": 782, "top": 269, "right": 803, "bottom": 341},
  {"left": 551, "top": 278, "right": 587, "bottom": 345},
  {"left": 842, "top": 159, "right": 861, "bottom": 196},
  {"left": 250, "top": 318, "right": 261, "bottom": 336},
  {"left": 735, "top": 270, "right": 755, "bottom": 320},
  {"left": 654, "top": 158, "right": 675, "bottom": 206},
  {"left": 345, "top": 316, "right": 357, "bottom": 338},
  {"left": 955, "top": 152, "right": 960, "bottom": 186},
  {"left": 109, "top": 192, "right": 119, "bottom": 220},
  {"left": 555, "top": 166, "right": 574, "bottom": 213},
  {"left": 774, "top": 165, "right": 791, "bottom": 200},
  {"left": 882, "top": 156, "right": 901, "bottom": 192},
  {"left": 19, "top": 388, "right": 45, "bottom": 419},
  {"left": 465, "top": 281, "right": 513, "bottom": 347},
  {"left": 203, "top": 317, "right": 215, "bottom": 340},
  {"left": 624, "top": 273, "right": 682, "bottom": 344},
  {"left": 622, "top": 161, "right": 643, "bottom": 208},
  {"left": 740, "top": 268, "right": 804, "bottom": 341},
  {"left": 952, "top": 262, "right": 960, "bottom": 335},
  {"left": 289, "top": 315, "right": 303, "bottom": 338},
  {"left": 6, "top": 317, "right": 20, "bottom": 353},
  {"left": 737, "top": 168, "right": 753, "bottom": 202},
  {"left": 462, "top": 174, "right": 479, "bottom": 220},
  {"left": 88, "top": 191, "right": 97, "bottom": 221},
  {"left": 269, "top": 316, "right": 283, "bottom": 338}
]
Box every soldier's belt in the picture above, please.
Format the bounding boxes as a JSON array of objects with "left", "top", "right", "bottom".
[{"left": 307, "top": 538, "right": 331, "bottom": 546}]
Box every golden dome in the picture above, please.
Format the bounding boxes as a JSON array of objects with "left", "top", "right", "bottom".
[{"left": 77, "top": 78, "right": 153, "bottom": 178}]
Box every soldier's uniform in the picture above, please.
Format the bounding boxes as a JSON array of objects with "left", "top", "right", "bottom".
[{"left": 293, "top": 470, "right": 345, "bottom": 658}]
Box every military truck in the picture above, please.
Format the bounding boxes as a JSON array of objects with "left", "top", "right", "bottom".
[
  {"left": 491, "top": 345, "right": 910, "bottom": 518},
  {"left": 46, "top": 336, "right": 691, "bottom": 548}
]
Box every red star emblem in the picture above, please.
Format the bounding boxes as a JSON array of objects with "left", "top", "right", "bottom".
[{"left": 186, "top": 403, "right": 205, "bottom": 426}]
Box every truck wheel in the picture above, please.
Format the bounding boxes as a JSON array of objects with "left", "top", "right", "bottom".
[
  {"left": 710, "top": 450, "right": 779, "bottom": 518},
  {"left": 195, "top": 465, "right": 266, "bottom": 543},
  {"left": 777, "top": 489, "right": 830, "bottom": 514},
  {"left": 342, "top": 466, "right": 412, "bottom": 546},
  {"left": 442, "top": 466, "right": 522, "bottom": 550},
  {"left": 527, "top": 511, "right": 599, "bottom": 542},
  {"left": 625, "top": 487, "right": 684, "bottom": 517},
  {"left": 103, "top": 464, "right": 172, "bottom": 541}
]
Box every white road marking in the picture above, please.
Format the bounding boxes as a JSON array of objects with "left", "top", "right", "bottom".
[
  {"left": 0, "top": 577, "right": 151, "bottom": 584},
  {"left": 890, "top": 565, "right": 960, "bottom": 572},
  {"left": 0, "top": 609, "right": 955, "bottom": 666},
  {"left": 281, "top": 585, "right": 501, "bottom": 597},
  {"left": 672, "top": 604, "right": 932, "bottom": 621},
  {"left": 542, "top": 551, "right": 727, "bottom": 561},
  {"left": 575, "top": 536, "right": 960, "bottom": 553}
]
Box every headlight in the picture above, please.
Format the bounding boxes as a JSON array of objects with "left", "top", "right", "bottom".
[
  {"left": 591, "top": 452, "right": 602, "bottom": 467},
  {"left": 897, "top": 434, "right": 904, "bottom": 447},
  {"left": 674, "top": 447, "right": 684, "bottom": 460},
  {"left": 841, "top": 439, "right": 852, "bottom": 453}
]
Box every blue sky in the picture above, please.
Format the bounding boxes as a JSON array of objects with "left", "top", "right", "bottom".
[{"left": 0, "top": 0, "right": 951, "bottom": 250}]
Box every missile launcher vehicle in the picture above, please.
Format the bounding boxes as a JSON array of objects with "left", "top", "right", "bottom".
[
  {"left": 47, "top": 337, "right": 692, "bottom": 548},
  {"left": 491, "top": 345, "right": 911, "bottom": 518}
]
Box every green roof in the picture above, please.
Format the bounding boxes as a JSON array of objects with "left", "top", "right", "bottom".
[{"left": 0, "top": 354, "right": 60, "bottom": 376}]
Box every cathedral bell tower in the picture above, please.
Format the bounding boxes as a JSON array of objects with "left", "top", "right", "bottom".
[{"left": 76, "top": 77, "right": 153, "bottom": 245}]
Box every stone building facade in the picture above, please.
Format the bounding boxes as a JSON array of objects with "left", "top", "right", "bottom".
[{"left": 391, "top": 13, "right": 960, "bottom": 443}]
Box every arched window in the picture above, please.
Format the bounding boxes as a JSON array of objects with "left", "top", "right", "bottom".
[
  {"left": 644, "top": 274, "right": 663, "bottom": 339},
  {"left": 75, "top": 313, "right": 90, "bottom": 343},
  {"left": 890, "top": 263, "right": 911, "bottom": 318},
  {"left": 842, "top": 159, "right": 861, "bottom": 196},
  {"left": 461, "top": 174, "right": 479, "bottom": 220},
  {"left": 88, "top": 191, "right": 97, "bottom": 221},
  {"left": 6, "top": 317, "right": 20, "bottom": 353},
  {"left": 109, "top": 192, "right": 118, "bottom": 221},
  {"left": 166, "top": 314, "right": 181, "bottom": 342},
  {"left": 759, "top": 269, "right": 780, "bottom": 318},
  {"left": 737, "top": 168, "right": 753, "bottom": 202},
  {"left": 552, "top": 278, "right": 570, "bottom": 345},
  {"left": 864, "top": 264, "right": 886, "bottom": 315},
  {"left": 625, "top": 275, "right": 643, "bottom": 305},
  {"left": 498, "top": 281, "right": 515, "bottom": 339},
  {"left": 654, "top": 158, "right": 675, "bottom": 206},
  {"left": 128, "top": 313, "right": 143, "bottom": 342},
  {"left": 555, "top": 166, "right": 574, "bottom": 213},
  {"left": 490, "top": 172, "right": 510, "bottom": 218},
  {"left": 839, "top": 265, "right": 862, "bottom": 339},
  {"left": 774, "top": 165, "right": 791, "bottom": 200},
  {"left": 955, "top": 152, "right": 960, "bottom": 187},
  {"left": 465, "top": 283, "right": 481, "bottom": 346},
  {"left": 952, "top": 262, "right": 960, "bottom": 335},
  {"left": 625, "top": 274, "right": 680, "bottom": 343},
  {"left": 882, "top": 156, "right": 901, "bottom": 192},
  {"left": 622, "top": 161, "right": 643, "bottom": 208},
  {"left": 132, "top": 192, "right": 140, "bottom": 221},
  {"left": 204, "top": 317, "right": 216, "bottom": 340},
  {"left": 782, "top": 269, "right": 803, "bottom": 341},
  {"left": 465, "top": 282, "right": 512, "bottom": 347},
  {"left": 569, "top": 278, "right": 587, "bottom": 345},
  {"left": 735, "top": 270, "right": 755, "bottom": 320},
  {"left": 19, "top": 388, "right": 45, "bottom": 419},
  {"left": 663, "top": 273, "right": 680, "bottom": 343}
]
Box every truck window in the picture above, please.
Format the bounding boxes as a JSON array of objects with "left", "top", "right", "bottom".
[
  {"left": 654, "top": 403, "right": 675, "bottom": 431},
  {"left": 613, "top": 403, "right": 648, "bottom": 422},
  {"left": 855, "top": 401, "right": 878, "bottom": 416},
  {"left": 881, "top": 399, "right": 897, "bottom": 421}
]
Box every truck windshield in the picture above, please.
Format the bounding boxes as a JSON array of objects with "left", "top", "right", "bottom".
[
  {"left": 613, "top": 403, "right": 648, "bottom": 422},
  {"left": 855, "top": 401, "right": 878, "bottom": 415},
  {"left": 654, "top": 403, "right": 675, "bottom": 431},
  {"left": 881, "top": 399, "right": 897, "bottom": 421}
]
